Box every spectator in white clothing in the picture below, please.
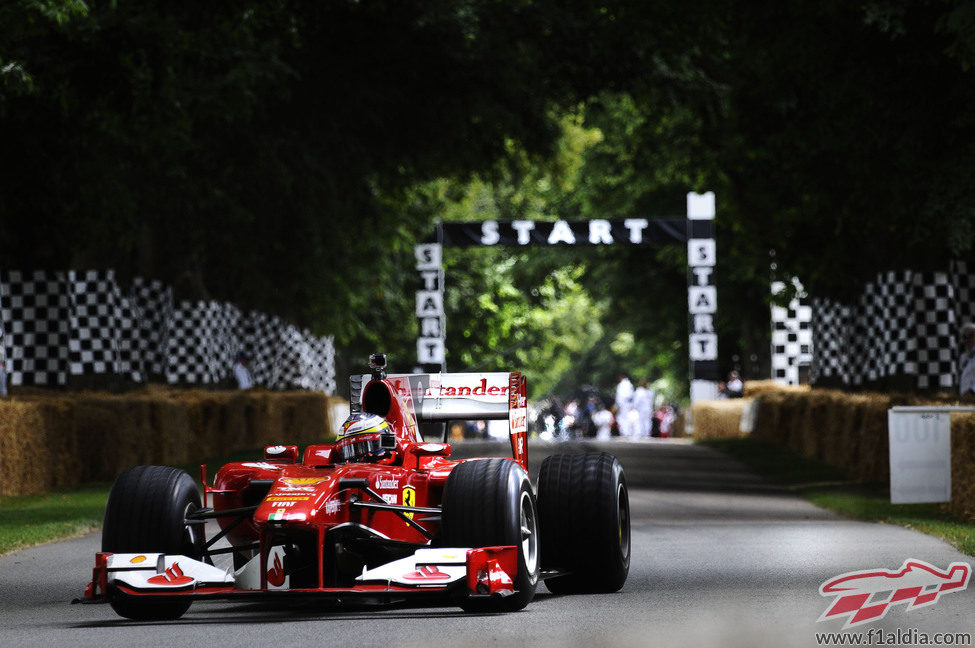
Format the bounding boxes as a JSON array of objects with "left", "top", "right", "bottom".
[
  {"left": 592, "top": 401, "right": 614, "bottom": 440},
  {"left": 633, "top": 379, "right": 654, "bottom": 437},
  {"left": 234, "top": 352, "right": 254, "bottom": 390},
  {"left": 614, "top": 375, "right": 634, "bottom": 436}
]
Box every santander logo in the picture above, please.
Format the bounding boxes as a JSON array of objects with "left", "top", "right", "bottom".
[
  {"left": 147, "top": 562, "right": 193, "bottom": 586},
  {"left": 267, "top": 552, "right": 286, "bottom": 587},
  {"left": 424, "top": 378, "right": 509, "bottom": 398},
  {"left": 818, "top": 559, "right": 971, "bottom": 628}
]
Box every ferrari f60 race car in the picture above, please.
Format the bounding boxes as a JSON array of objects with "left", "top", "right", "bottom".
[{"left": 84, "top": 354, "right": 630, "bottom": 619}]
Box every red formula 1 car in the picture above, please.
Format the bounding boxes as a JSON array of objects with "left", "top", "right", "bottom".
[{"left": 84, "top": 354, "right": 630, "bottom": 620}]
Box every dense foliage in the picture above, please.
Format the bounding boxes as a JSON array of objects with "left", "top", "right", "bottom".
[{"left": 2, "top": 1, "right": 974, "bottom": 397}]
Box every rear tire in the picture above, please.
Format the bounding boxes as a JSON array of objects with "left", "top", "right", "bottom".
[
  {"left": 102, "top": 465, "right": 204, "bottom": 620},
  {"left": 442, "top": 458, "right": 539, "bottom": 612},
  {"left": 537, "top": 452, "right": 630, "bottom": 594}
]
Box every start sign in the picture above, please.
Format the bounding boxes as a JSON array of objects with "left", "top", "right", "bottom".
[{"left": 415, "top": 192, "right": 719, "bottom": 403}]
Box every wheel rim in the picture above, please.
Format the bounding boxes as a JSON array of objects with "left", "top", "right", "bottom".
[
  {"left": 519, "top": 491, "right": 539, "bottom": 576},
  {"left": 617, "top": 482, "right": 630, "bottom": 560}
]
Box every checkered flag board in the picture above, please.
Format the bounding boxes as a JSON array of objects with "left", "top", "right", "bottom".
[
  {"left": 238, "top": 311, "right": 287, "bottom": 387},
  {"left": 0, "top": 270, "right": 72, "bottom": 386},
  {"left": 274, "top": 324, "right": 308, "bottom": 390},
  {"left": 303, "top": 333, "right": 336, "bottom": 394},
  {"left": 913, "top": 272, "right": 956, "bottom": 390},
  {"left": 853, "top": 279, "right": 884, "bottom": 384},
  {"left": 0, "top": 270, "right": 335, "bottom": 393},
  {"left": 237, "top": 312, "right": 336, "bottom": 392},
  {"left": 847, "top": 272, "right": 918, "bottom": 386},
  {"left": 877, "top": 271, "right": 917, "bottom": 379},
  {"left": 952, "top": 260, "right": 975, "bottom": 332},
  {"left": 114, "top": 293, "right": 143, "bottom": 381},
  {"left": 808, "top": 270, "right": 961, "bottom": 390},
  {"left": 130, "top": 277, "right": 173, "bottom": 378},
  {"left": 66, "top": 270, "right": 146, "bottom": 380},
  {"left": 771, "top": 279, "right": 813, "bottom": 386},
  {"left": 275, "top": 328, "right": 336, "bottom": 392},
  {"left": 809, "top": 299, "right": 853, "bottom": 384},
  {"left": 165, "top": 301, "right": 242, "bottom": 385}
]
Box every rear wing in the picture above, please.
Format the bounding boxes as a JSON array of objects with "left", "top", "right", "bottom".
[{"left": 352, "top": 372, "right": 529, "bottom": 470}]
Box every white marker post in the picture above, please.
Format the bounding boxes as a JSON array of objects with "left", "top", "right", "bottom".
[
  {"left": 687, "top": 192, "right": 718, "bottom": 404},
  {"left": 415, "top": 241, "right": 445, "bottom": 370},
  {"left": 887, "top": 406, "right": 972, "bottom": 503}
]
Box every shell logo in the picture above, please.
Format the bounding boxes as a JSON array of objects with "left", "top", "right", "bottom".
[
  {"left": 282, "top": 478, "right": 326, "bottom": 486},
  {"left": 130, "top": 555, "right": 147, "bottom": 564}
]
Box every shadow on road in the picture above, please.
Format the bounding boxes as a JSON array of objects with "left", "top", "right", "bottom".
[{"left": 453, "top": 438, "right": 791, "bottom": 495}]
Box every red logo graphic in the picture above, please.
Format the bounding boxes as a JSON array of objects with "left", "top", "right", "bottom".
[
  {"left": 403, "top": 565, "right": 451, "bottom": 581},
  {"left": 818, "top": 559, "right": 970, "bottom": 628},
  {"left": 147, "top": 562, "right": 193, "bottom": 586},
  {"left": 267, "top": 552, "right": 286, "bottom": 587}
]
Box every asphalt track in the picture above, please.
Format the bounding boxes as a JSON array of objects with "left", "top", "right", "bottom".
[{"left": 1, "top": 439, "right": 973, "bottom": 648}]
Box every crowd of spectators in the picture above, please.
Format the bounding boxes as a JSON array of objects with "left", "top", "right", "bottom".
[{"left": 529, "top": 381, "right": 681, "bottom": 441}]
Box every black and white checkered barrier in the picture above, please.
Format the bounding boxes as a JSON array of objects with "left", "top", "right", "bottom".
[
  {"left": 0, "top": 270, "right": 335, "bottom": 394},
  {"left": 806, "top": 267, "right": 970, "bottom": 390},
  {"left": 0, "top": 270, "right": 73, "bottom": 386},
  {"left": 770, "top": 279, "right": 813, "bottom": 386}
]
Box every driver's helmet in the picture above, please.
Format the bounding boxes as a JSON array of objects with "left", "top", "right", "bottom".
[{"left": 335, "top": 413, "right": 392, "bottom": 462}]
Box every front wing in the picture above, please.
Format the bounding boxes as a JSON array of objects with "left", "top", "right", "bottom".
[{"left": 84, "top": 546, "right": 518, "bottom": 605}]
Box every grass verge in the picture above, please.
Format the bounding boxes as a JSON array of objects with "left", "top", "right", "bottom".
[
  {"left": 0, "top": 487, "right": 109, "bottom": 556},
  {"left": 0, "top": 447, "right": 273, "bottom": 556},
  {"left": 701, "top": 437, "right": 975, "bottom": 557}
]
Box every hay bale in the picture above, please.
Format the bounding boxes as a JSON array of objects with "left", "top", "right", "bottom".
[
  {"left": 795, "top": 390, "right": 832, "bottom": 461},
  {"left": 743, "top": 380, "right": 809, "bottom": 397},
  {"left": 781, "top": 391, "right": 809, "bottom": 454},
  {"left": 700, "top": 385, "right": 975, "bottom": 496},
  {"left": 822, "top": 393, "right": 868, "bottom": 474},
  {"left": 690, "top": 399, "right": 747, "bottom": 439},
  {"left": 752, "top": 391, "right": 786, "bottom": 443},
  {"left": 949, "top": 414, "right": 975, "bottom": 521},
  {"left": 0, "top": 400, "right": 51, "bottom": 495},
  {"left": 0, "top": 389, "right": 346, "bottom": 496},
  {"left": 747, "top": 387, "right": 896, "bottom": 483},
  {"left": 854, "top": 395, "right": 893, "bottom": 483}
]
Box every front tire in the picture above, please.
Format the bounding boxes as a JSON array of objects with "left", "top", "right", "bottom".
[
  {"left": 537, "top": 452, "right": 630, "bottom": 594},
  {"left": 102, "top": 465, "right": 204, "bottom": 620},
  {"left": 442, "top": 458, "right": 539, "bottom": 612}
]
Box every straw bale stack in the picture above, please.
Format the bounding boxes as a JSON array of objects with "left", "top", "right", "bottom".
[
  {"left": 751, "top": 389, "right": 786, "bottom": 444},
  {"left": 949, "top": 414, "right": 975, "bottom": 521},
  {"left": 724, "top": 384, "right": 975, "bottom": 517},
  {"left": 689, "top": 399, "right": 748, "bottom": 439},
  {"left": 743, "top": 380, "right": 809, "bottom": 397},
  {"left": 751, "top": 388, "right": 899, "bottom": 482},
  {"left": 0, "top": 390, "right": 345, "bottom": 496}
]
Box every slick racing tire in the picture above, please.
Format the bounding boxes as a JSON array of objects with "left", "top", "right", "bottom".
[
  {"left": 442, "top": 458, "right": 539, "bottom": 612},
  {"left": 537, "top": 452, "right": 630, "bottom": 594},
  {"left": 102, "top": 465, "right": 204, "bottom": 620}
]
